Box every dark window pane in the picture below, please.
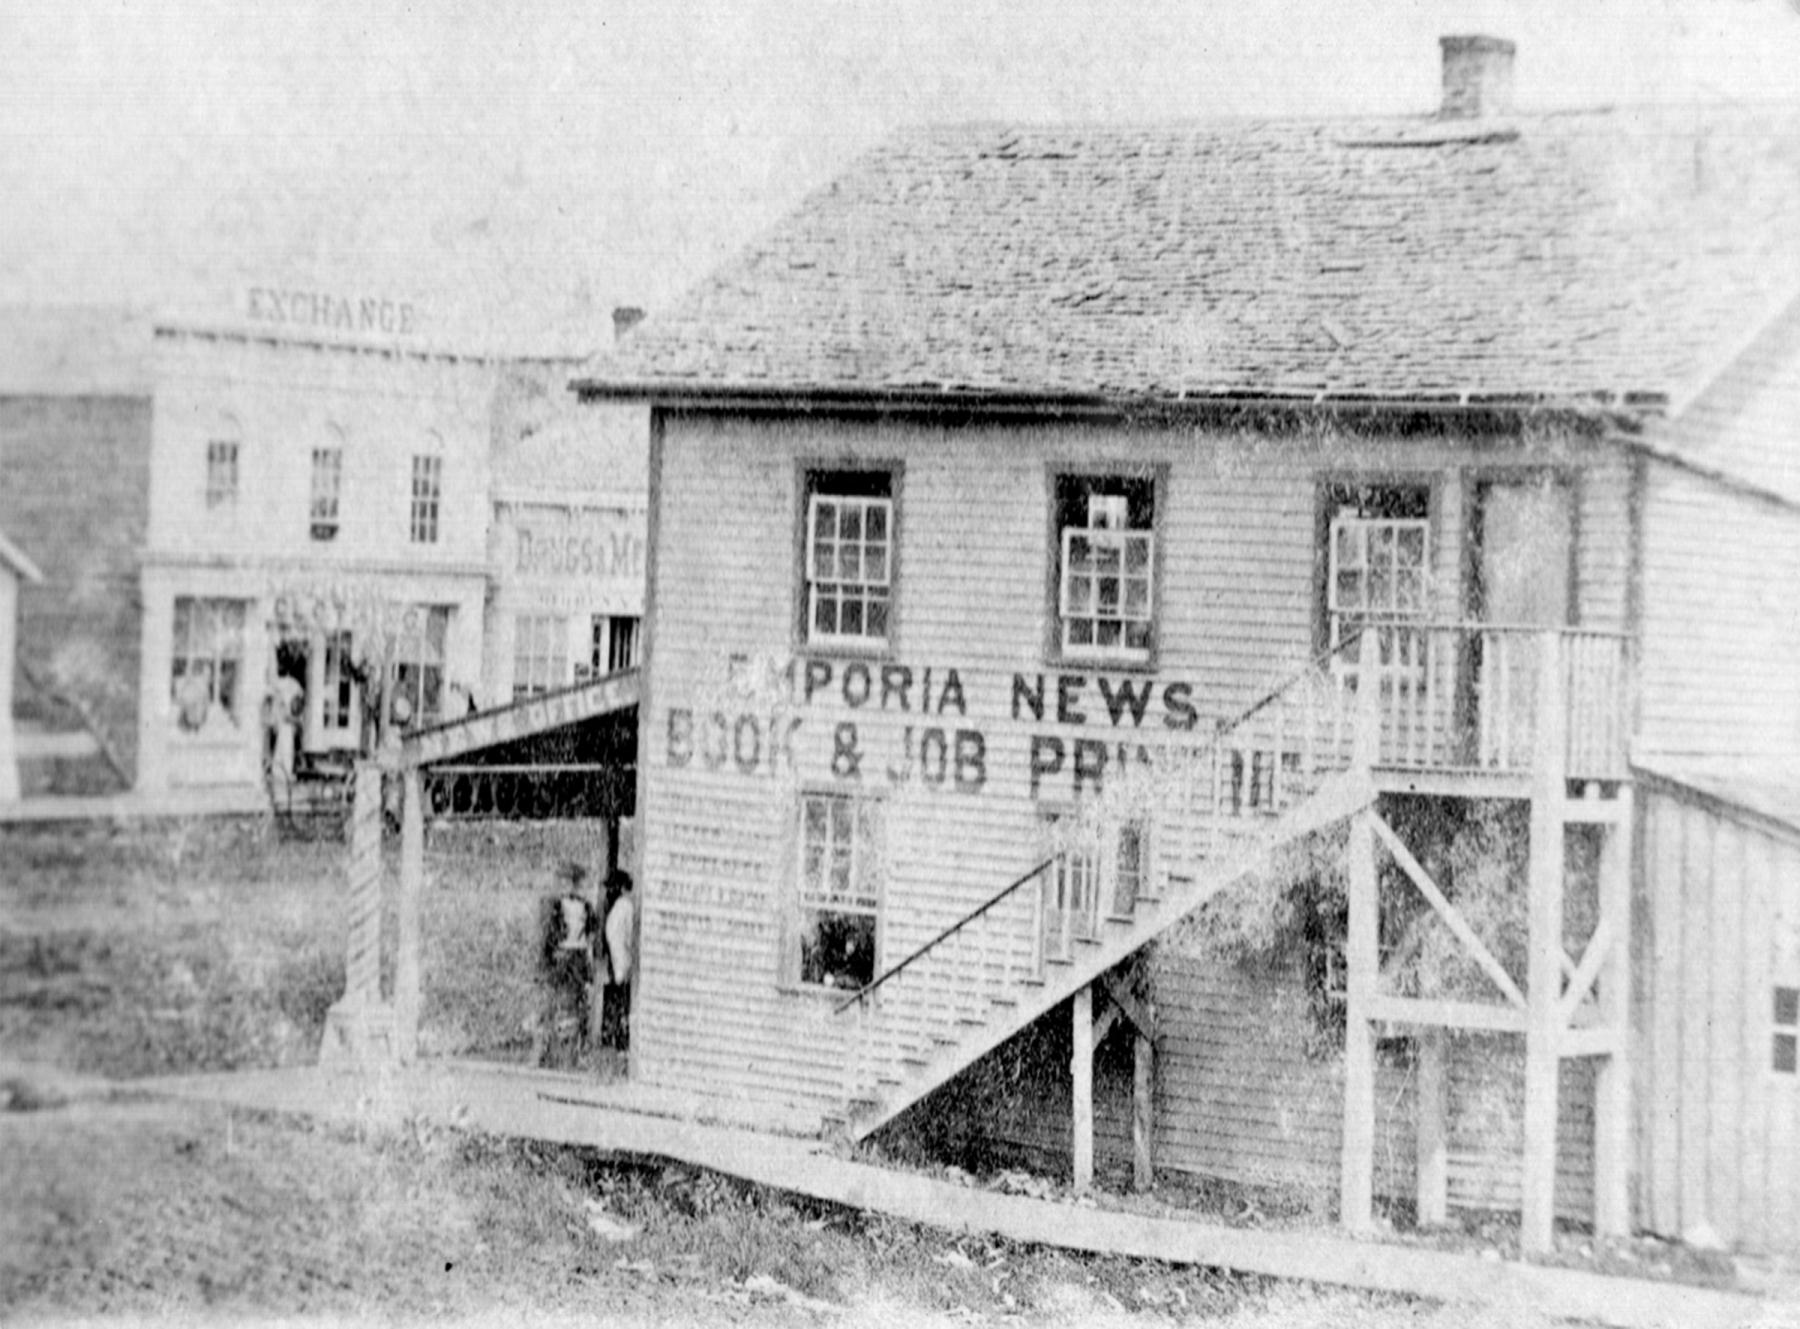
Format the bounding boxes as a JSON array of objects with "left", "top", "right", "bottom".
[
  {"left": 1776, "top": 986, "right": 1799, "bottom": 1027},
  {"left": 1776, "top": 1032, "right": 1797, "bottom": 1075}
]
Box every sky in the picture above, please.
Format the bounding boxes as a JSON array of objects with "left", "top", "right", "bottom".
[{"left": 3, "top": 0, "right": 1800, "bottom": 351}]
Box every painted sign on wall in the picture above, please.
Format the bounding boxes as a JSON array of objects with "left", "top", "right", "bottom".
[
  {"left": 493, "top": 503, "right": 647, "bottom": 595},
  {"left": 245, "top": 287, "right": 421, "bottom": 338},
  {"left": 663, "top": 654, "right": 1213, "bottom": 801}
]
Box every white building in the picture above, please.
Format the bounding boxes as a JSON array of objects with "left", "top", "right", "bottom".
[
  {"left": 0, "top": 529, "right": 45, "bottom": 803},
  {"left": 136, "top": 294, "right": 503, "bottom": 793}
]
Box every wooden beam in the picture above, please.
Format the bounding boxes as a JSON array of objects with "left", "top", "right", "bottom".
[
  {"left": 1592, "top": 787, "right": 1634, "bottom": 1238},
  {"left": 1556, "top": 912, "right": 1618, "bottom": 1028},
  {"left": 1366, "top": 993, "right": 1527, "bottom": 1034},
  {"left": 1101, "top": 972, "right": 1154, "bottom": 1042},
  {"left": 1072, "top": 986, "right": 1094, "bottom": 1194},
  {"left": 1416, "top": 1030, "right": 1449, "bottom": 1227},
  {"left": 396, "top": 767, "right": 423, "bottom": 1064},
  {"left": 1133, "top": 1030, "right": 1154, "bottom": 1193},
  {"left": 1339, "top": 808, "right": 1378, "bottom": 1234},
  {"left": 1371, "top": 813, "right": 1526, "bottom": 1010},
  {"left": 1093, "top": 1001, "right": 1122, "bottom": 1046},
  {"left": 1520, "top": 631, "right": 1568, "bottom": 1257}
]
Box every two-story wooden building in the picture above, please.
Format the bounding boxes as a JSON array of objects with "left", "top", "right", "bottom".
[
  {"left": 575, "top": 41, "right": 1800, "bottom": 1255},
  {"left": 136, "top": 295, "right": 501, "bottom": 794}
]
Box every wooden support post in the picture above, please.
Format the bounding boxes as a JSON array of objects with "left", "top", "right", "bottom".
[
  {"left": 1339, "top": 806, "right": 1379, "bottom": 1233},
  {"left": 1133, "top": 1029, "right": 1154, "bottom": 1193},
  {"left": 1416, "top": 1029, "right": 1449, "bottom": 1227},
  {"left": 318, "top": 762, "right": 393, "bottom": 1067},
  {"left": 1593, "top": 784, "right": 1634, "bottom": 1237},
  {"left": 396, "top": 766, "right": 423, "bottom": 1064},
  {"left": 1072, "top": 985, "right": 1094, "bottom": 1194},
  {"left": 1521, "top": 631, "right": 1568, "bottom": 1255}
]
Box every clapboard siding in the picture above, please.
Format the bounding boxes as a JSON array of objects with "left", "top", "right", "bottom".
[
  {"left": 1637, "top": 462, "right": 1800, "bottom": 761},
  {"left": 1635, "top": 780, "right": 1800, "bottom": 1253},
  {"left": 960, "top": 948, "right": 1596, "bottom": 1219},
  {"left": 638, "top": 410, "right": 1635, "bottom": 1123}
]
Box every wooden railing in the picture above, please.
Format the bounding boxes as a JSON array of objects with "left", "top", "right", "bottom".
[{"left": 830, "top": 624, "right": 1631, "bottom": 1112}]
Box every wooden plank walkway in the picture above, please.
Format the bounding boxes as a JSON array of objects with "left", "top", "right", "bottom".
[{"left": 143, "top": 1061, "right": 1784, "bottom": 1329}]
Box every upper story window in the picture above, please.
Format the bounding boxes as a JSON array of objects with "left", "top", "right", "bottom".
[
  {"left": 803, "top": 467, "right": 895, "bottom": 652},
  {"left": 410, "top": 454, "right": 442, "bottom": 544},
  {"left": 1053, "top": 472, "right": 1157, "bottom": 665},
  {"left": 205, "top": 439, "right": 240, "bottom": 510},
  {"left": 310, "top": 447, "right": 342, "bottom": 542},
  {"left": 513, "top": 613, "right": 566, "bottom": 699},
  {"left": 1319, "top": 481, "right": 1431, "bottom": 679}
]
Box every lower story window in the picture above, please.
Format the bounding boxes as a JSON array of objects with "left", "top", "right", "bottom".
[
  {"left": 590, "top": 614, "right": 640, "bottom": 676},
  {"left": 513, "top": 614, "right": 566, "bottom": 699},
  {"left": 390, "top": 605, "right": 450, "bottom": 728},
  {"left": 1042, "top": 815, "right": 1147, "bottom": 962},
  {"left": 320, "top": 630, "right": 358, "bottom": 739},
  {"left": 171, "top": 597, "right": 248, "bottom": 733},
  {"left": 795, "top": 792, "right": 882, "bottom": 990}
]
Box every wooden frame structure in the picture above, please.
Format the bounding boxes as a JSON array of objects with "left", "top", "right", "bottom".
[
  {"left": 318, "top": 670, "right": 639, "bottom": 1069},
  {"left": 1335, "top": 630, "right": 1634, "bottom": 1254}
]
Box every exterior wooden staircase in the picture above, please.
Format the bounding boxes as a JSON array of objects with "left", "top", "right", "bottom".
[
  {"left": 828, "top": 640, "right": 1381, "bottom": 1141},
  {"left": 826, "top": 622, "right": 1632, "bottom": 1143}
]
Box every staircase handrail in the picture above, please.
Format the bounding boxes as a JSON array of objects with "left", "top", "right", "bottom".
[
  {"left": 835, "top": 856, "right": 1058, "bottom": 1013},
  {"left": 834, "top": 633, "right": 1373, "bottom": 1018}
]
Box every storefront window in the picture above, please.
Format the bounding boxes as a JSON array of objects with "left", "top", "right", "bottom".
[
  {"left": 171, "top": 598, "right": 248, "bottom": 733},
  {"left": 513, "top": 614, "right": 566, "bottom": 699},
  {"left": 391, "top": 605, "right": 450, "bottom": 728}
]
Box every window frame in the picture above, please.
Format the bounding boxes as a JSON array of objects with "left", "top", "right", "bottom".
[
  {"left": 169, "top": 597, "right": 249, "bottom": 734},
  {"left": 511, "top": 612, "right": 567, "bottom": 700},
  {"left": 205, "top": 439, "right": 240, "bottom": 511},
  {"left": 1038, "top": 808, "right": 1150, "bottom": 967},
  {"left": 309, "top": 446, "right": 343, "bottom": 542},
  {"left": 794, "top": 460, "right": 903, "bottom": 658},
  {"left": 389, "top": 605, "right": 450, "bottom": 729},
  {"left": 409, "top": 453, "right": 443, "bottom": 545},
  {"left": 588, "top": 613, "right": 641, "bottom": 677},
  {"left": 1045, "top": 464, "right": 1166, "bottom": 671},
  {"left": 1312, "top": 476, "right": 1438, "bottom": 689},
  {"left": 787, "top": 788, "right": 885, "bottom": 994},
  {"left": 1775, "top": 983, "right": 1798, "bottom": 1078}
]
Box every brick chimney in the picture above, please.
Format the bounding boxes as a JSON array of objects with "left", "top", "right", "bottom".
[
  {"left": 1439, "top": 35, "right": 1515, "bottom": 119},
  {"left": 611, "top": 306, "right": 645, "bottom": 344}
]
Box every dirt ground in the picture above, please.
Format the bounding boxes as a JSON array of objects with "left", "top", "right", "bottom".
[
  {"left": 0, "top": 816, "right": 1447, "bottom": 1326},
  {"left": 2, "top": 815, "right": 1788, "bottom": 1326}
]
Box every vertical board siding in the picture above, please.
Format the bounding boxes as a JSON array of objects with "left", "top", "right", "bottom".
[
  {"left": 1638, "top": 464, "right": 1800, "bottom": 761},
  {"left": 640, "top": 412, "right": 1634, "bottom": 1127},
  {"left": 1636, "top": 783, "right": 1800, "bottom": 1253}
]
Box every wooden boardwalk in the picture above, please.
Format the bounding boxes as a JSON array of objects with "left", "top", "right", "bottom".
[{"left": 144, "top": 1060, "right": 1782, "bottom": 1329}]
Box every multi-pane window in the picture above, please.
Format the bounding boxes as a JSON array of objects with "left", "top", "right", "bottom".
[
  {"left": 804, "top": 470, "right": 893, "bottom": 649},
  {"left": 410, "top": 454, "right": 442, "bottom": 544},
  {"left": 1776, "top": 985, "right": 1798, "bottom": 1076},
  {"left": 205, "top": 440, "right": 239, "bottom": 510},
  {"left": 1054, "top": 474, "right": 1156, "bottom": 664},
  {"left": 589, "top": 614, "right": 640, "bottom": 676},
  {"left": 390, "top": 606, "right": 449, "bottom": 729},
  {"left": 1041, "top": 816, "right": 1147, "bottom": 964},
  {"left": 512, "top": 614, "right": 566, "bottom": 699},
  {"left": 310, "top": 448, "right": 342, "bottom": 541},
  {"left": 795, "top": 792, "right": 882, "bottom": 990},
  {"left": 170, "top": 598, "right": 247, "bottom": 732},
  {"left": 1322, "top": 483, "right": 1431, "bottom": 681},
  {"left": 320, "top": 630, "right": 358, "bottom": 741}
]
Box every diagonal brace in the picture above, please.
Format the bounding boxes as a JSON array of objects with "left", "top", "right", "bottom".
[
  {"left": 1556, "top": 913, "right": 1618, "bottom": 1027},
  {"left": 1370, "top": 813, "right": 1527, "bottom": 1010}
]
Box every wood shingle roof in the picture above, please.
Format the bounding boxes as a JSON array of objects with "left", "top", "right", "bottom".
[{"left": 578, "top": 103, "right": 1800, "bottom": 410}]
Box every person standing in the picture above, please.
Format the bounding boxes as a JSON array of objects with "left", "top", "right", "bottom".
[{"left": 601, "top": 869, "right": 636, "bottom": 1051}]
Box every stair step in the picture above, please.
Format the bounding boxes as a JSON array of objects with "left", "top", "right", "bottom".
[
  {"left": 1104, "top": 913, "right": 1137, "bottom": 926},
  {"left": 955, "top": 1015, "right": 985, "bottom": 1027},
  {"left": 988, "top": 993, "right": 1019, "bottom": 1006}
]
